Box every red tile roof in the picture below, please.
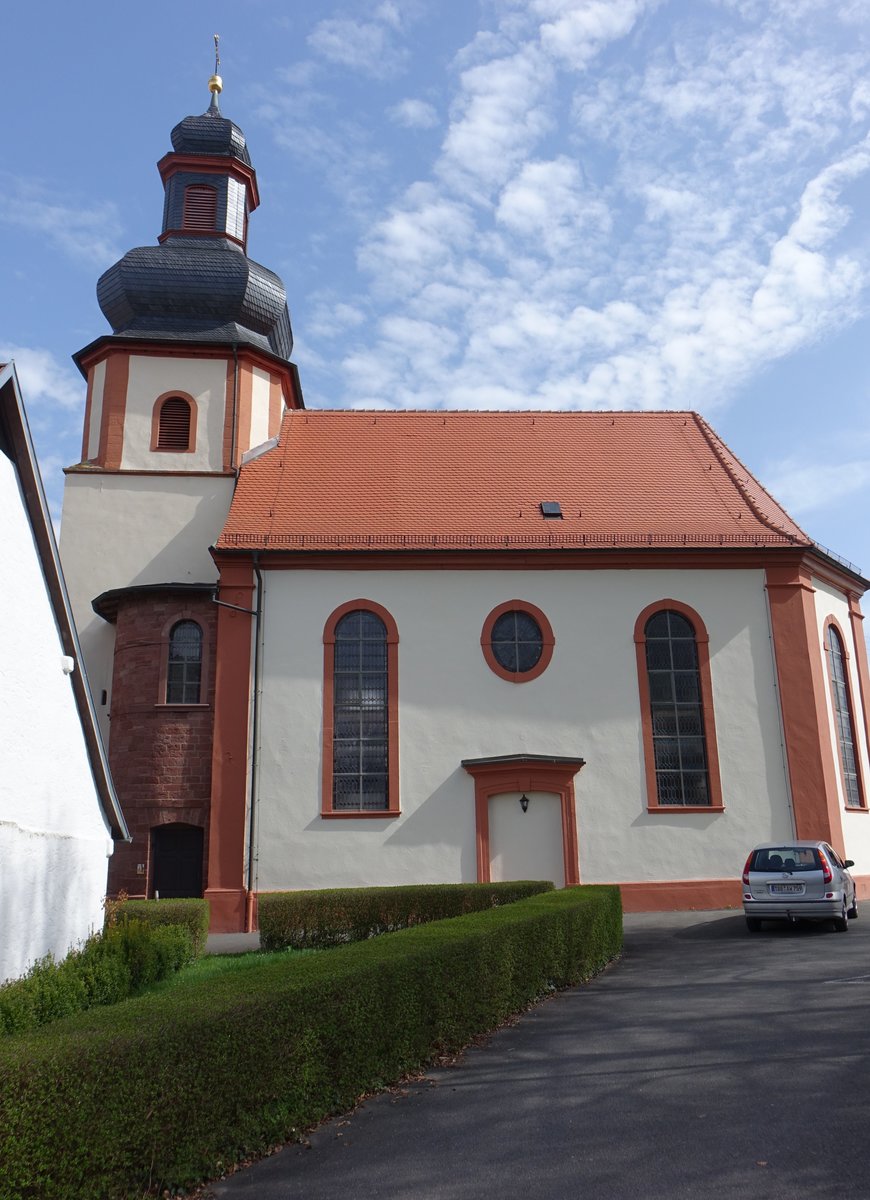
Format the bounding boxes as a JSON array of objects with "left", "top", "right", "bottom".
[{"left": 217, "top": 409, "right": 809, "bottom": 552}]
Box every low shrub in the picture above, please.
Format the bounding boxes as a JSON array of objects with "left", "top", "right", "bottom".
[
  {"left": 116, "top": 898, "right": 210, "bottom": 957},
  {"left": 0, "top": 886, "right": 621, "bottom": 1199},
  {"left": 0, "top": 922, "right": 194, "bottom": 1038},
  {"left": 259, "top": 880, "right": 555, "bottom": 950}
]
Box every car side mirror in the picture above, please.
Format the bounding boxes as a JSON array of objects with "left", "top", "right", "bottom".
[{"left": 844, "top": 859, "right": 855, "bottom": 869}]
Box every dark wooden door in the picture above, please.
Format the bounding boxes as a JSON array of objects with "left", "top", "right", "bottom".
[{"left": 151, "top": 824, "right": 204, "bottom": 898}]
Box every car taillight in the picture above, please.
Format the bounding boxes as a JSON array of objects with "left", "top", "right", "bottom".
[
  {"left": 818, "top": 850, "right": 833, "bottom": 884},
  {"left": 742, "top": 852, "right": 753, "bottom": 886}
]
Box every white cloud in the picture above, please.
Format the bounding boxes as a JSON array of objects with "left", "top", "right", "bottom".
[
  {"left": 388, "top": 98, "right": 439, "bottom": 129},
  {"left": 308, "top": 11, "right": 410, "bottom": 79},
  {"left": 496, "top": 156, "right": 612, "bottom": 255},
  {"left": 534, "top": 0, "right": 649, "bottom": 68},
  {"left": 763, "top": 457, "right": 870, "bottom": 516},
  {"left": 0, "top": 177, "right": 120, "bottom": 266},
  {"left": 0, "top": 346, "right": 83, "bottom": 412}
]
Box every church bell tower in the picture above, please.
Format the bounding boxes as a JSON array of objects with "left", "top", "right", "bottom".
[{"left": 60, "top": 65, "right": 301, "bottom": 903}]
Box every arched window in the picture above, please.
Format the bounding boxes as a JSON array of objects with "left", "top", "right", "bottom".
[
  {"left": 322, "top": 601, "right": 399, "bottom": 817},
  {"left": 153, "top": 395, "right": 195, "bottom": 452},
  {"left": 182, "top": 184, "right": 217, "bottom": 231},
  {"left": 166, "top": 620, "right": 203, "bottom": 704},
  {"left": 634, "top": 601, "right": 723, "bottom": 811},
  {"left": 825, "top": 622, "right": 865, "bottom": 809}
]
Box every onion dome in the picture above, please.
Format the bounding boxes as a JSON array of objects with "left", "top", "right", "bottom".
[{"left": 92, "top": 76, "right": 293, "bottom": 360}]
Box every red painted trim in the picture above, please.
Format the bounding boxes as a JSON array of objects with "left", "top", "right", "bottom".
[
  {"left": 269, "top": 374, "right": 283, "bottom": 439},
  {"left": 156, "top": 153, "right": 260, "bottom": 212},
  {"left": 158, "top": 228, "right": 245, "bottom": 248},
  {"left": 222, "top": 357, "right": 235, "bottom": 472},
  {"left": 848, "top": 595, "right": 870, "bottom": 770},
  {"left": 320, "top": 811, "right": 402, "bottom": 820},
  {"left": 100, "top": 352, "right": 130, "bottom": 469},
  {"left": 766, "top": 565, "right": 844, "bottom": 852},
  {"left": 480, "top": 599, "right": 555, "bottom": 683},
  {"left": 321, "top": 600, "right": 400, "bottom": 817},
  {"left": 633, "top": 599, "right": 724, "bottom": 812},
  {"left": 64, "top": 468, "right": 235, "bottom": 478},
  {"left": 149, "top": 390, "right": 198, "bottom": 454},
  {"left": 212, "top": 548, "right": 811, "bottom": 573},
  {"left": 74, "top": 341, "right": 297, "bottom": 410},
  {"left": 81, "top": 364, "right": 96, "bottom": 461},
  {"left": 617, "top": 879, "right": 742, "bottom": 912},
  {"left": 205, "top": 561, "right": 255, "bottom": 932},
  {"left": 822, "top": 615, "right": 867, "bottom": 810},
  {"left": 237, "top": 362, "right": 254, "bottom": 461},
  {"left": 462, "top": 758, "right": 584, "bottom": 886},
  {"left": 155, "top": 609, "right": 211, "bottom": 706}
]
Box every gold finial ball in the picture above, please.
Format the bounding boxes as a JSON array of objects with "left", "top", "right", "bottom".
[{"left": 208, "top": 73, "right": 223, "bottom": 94}]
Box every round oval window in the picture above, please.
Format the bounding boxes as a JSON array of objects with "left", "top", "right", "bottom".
[{"left": 490, "top": 610, "right": 544, "bottom": 673}]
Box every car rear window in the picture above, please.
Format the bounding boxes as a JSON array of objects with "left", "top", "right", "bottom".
[{"left": 751, "top": 847, "right": 821, "bottom": 872}]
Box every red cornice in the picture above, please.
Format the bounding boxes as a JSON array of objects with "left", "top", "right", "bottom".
[
  {"left": 156, "top": 153, "right": 260, "bottom": 211},
  {"left": 72, "top": 338, "right": 302, "bottom": 409}
]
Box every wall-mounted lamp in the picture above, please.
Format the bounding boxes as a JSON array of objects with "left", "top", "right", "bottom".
[{"left": 519, "top": 793, "right": 530, "bottom": 813}]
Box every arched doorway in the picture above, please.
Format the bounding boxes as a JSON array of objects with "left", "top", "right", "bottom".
[{"left": 151, "top": 824, "right": 204, "bottom": 898}]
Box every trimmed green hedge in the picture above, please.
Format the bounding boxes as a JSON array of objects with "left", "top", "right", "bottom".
[
  {"left": 259, "top": 880, "right": 555, "bottom": 950},
  {"left": 118, "top": 899, "right": 210, "bottom": 957},
  {"left": 0, "top": 922, "right": 194, "bottom": 1038},
  {"left": 0, "top": 886, "right": 621, "bottom": 1200}
]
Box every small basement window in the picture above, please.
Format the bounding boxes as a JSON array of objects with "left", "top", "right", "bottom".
[{"left": 540, "top": 501, "right": 563, "bottom": 518}]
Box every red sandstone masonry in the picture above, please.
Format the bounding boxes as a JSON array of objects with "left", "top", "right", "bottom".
[{"left": 106, "top": 593, "right": 216, "bottom": 897}]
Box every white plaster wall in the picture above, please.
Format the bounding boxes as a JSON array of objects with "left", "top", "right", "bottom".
[
  {"left": 59, "top": 473, "right": 234, "bottom": 739},
  {"left": 489, "top": 791, "right": 564, "bottom": 887},
  {"left": 253, "top": 568, "right": 793, "bottom": 892},
  {"left": 86, "top": 358, "right": 106, "bottom": 462},
  {"left": 812, "top": 577, "right": 870, "bottom": 869},
  {"left": 249, "top": 367, "right": 271, "bottom": 452},
  {"left": 0, "top": 453, "right": 112, "bottom": 982},
  {"left": 121, "top": 356, "right": 228, "bottom": 471}
]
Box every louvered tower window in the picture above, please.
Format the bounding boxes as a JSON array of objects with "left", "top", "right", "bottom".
[
  {"left": 182, "top": 184, "right": 218, "bottom": 231},
  {"left": 156, "top": 397, "right": 192, "bottom": 451}
]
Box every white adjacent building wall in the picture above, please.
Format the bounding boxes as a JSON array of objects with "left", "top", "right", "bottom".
[
  {"left": 0, "top": 450, "right": 114, "bottom": 984},
  {"left": 252, "top": 567, "right": 795, "bottom": 892}
]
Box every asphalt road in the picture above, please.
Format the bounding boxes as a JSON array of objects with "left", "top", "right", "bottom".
[{"left": 206, "top": 910, "right": 870, "bottom": 1199}]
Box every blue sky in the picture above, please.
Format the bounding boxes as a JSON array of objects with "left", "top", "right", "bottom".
[{"left": 3, "top": 0, "right": 870, "bottom": 577}]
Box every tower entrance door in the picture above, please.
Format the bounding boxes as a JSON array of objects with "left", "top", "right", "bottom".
[{"left": 151, "top": 824, "right": 204, "bottom": 898}]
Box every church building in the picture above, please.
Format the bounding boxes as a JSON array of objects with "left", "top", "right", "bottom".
[{"left": 59, "top": 76, "right": 870, "bottom": 932}]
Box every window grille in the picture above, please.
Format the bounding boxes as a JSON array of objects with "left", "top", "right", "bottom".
[
  {"left": 332, "top": 610, "right": 389, "bottom": 810},
  {"left": 826, "top": 625, "right": 864, "bottom": 808},
  {"left": 157, "top": 397, "right": 192, "bottom": 451},
  {"left": 490, "top": 610, "right": 544, "bottom": 673},
  {"left": 182, "top": 184, "right": 218, "bottom": 231},
  {"left": 167, "top": 620, "right": 203, "bottom": 704},
  {"left": 644, "top": 610, "right": 711, "bottom": 806}
]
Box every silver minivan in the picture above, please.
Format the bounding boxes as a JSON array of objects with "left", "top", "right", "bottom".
[{"left": 742, "top": 840, "right": 857, "bottom": 932}]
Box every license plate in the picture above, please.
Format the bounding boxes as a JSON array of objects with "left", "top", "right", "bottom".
[{"left": 769, "top": 883, "right": 804, "bottom": 895}]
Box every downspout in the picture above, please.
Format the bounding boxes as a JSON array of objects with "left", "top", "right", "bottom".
[{"left": 245, "top": 551, "right": 264, "bottom": 932}]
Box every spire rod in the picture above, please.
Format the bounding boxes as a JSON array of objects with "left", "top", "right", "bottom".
[{"left": 207, "top": 33, "right": 223, "bottom": 113}]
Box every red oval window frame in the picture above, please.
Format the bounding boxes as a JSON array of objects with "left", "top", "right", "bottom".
[{"left": 481, "top": 600, "right": 555, "bottom": 683}]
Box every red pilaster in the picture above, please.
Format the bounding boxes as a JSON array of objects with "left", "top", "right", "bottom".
[
  {"left": 765, "top": 563, "right": 843, "bottom": 852},
  {"left": 205, "top": 559, "right": 255, "bottom": 931}
]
